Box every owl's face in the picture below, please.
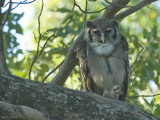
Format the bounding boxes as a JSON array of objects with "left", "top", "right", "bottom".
[{"left": 85, "top": 18, "right": 119, "bottom": 44}]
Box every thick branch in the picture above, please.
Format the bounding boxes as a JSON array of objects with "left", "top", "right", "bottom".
[
  {"left": 49, "top": 31, "right": 84, "bottom": 86},
  {"left": 0, "top": 7, "right": 10, "bottom": 73},
  {"left": 102, "top": 0, "right": 130, "bottom": 18},
  {"left": 0, "top": 101, "right": 52, "bottom": 120},
  {"left": 114, "top": 0, "right": 156, "bottom": 20},
  {"left": 0, "top": 70, "right": 159, "bottom": 120}
]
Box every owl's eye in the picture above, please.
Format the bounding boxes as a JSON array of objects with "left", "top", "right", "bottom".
[
  {"left": 105, "top": 27, "right": 112, "bottom": 33},
  {"left": 92, "top": 28, "right": 100, "bottom": 34}
]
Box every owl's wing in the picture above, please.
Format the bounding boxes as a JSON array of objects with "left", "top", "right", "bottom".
[
  {"left": 75, "top": 40, "right": 93, "bottom": 91},
  {"left": 119, "top": 35, "right": 129, "bottom": 101}
]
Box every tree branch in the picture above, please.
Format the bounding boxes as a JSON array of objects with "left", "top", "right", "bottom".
[
  {"left": 3, "top": 0, "right": 36, "bottom": 16},
  {"left": 0, "top": 0, "right": 11, "bottom": 73},
  {"left": 0, "top": 101, "right": 52, "bottom": 120},
  {"left": 0, "top": 0, "right": 11, "bottom": 32},
  {"left": 72, "top": 0, "right": 106, "bottom": 14},
  {"left": 3, "top": 0, "right": 36, "bottom": 7},
  {"left": 130, "top": 47, "right": 144, "bottom": 77},
  {"left": 114, "top": 0, "right": 156, "bottom": 20},
  {"left": 128, "top": 93, "right": 160, "bottom": 98},
  {"left": 49, "top": 31, "right": 84, "bottom": 86},
  {"left": 29, "top": 32, "right": 55, "bottom": 80},
  {"left": 102, "top": 0, "right": 130, "bottom": 18},
  {"left": 0, "top": 70, "right": 159, "bottom": 120},
  {"left": 42, "top": 60, "right": 64, "bottom": 83}
]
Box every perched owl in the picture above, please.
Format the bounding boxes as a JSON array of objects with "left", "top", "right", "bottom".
[{"left": 76, "top": 18, "right": 129, "bottom": 101}]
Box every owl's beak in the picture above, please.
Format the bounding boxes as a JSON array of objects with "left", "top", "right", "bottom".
[{"left": 101, "top": 33, "right": 105, "bottom": 43}]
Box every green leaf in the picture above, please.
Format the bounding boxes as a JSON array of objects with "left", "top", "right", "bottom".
[
  {"left": 57, "top": 8, "right": 72, "bottom": 13},
  {"left": 40, "top": 64, "right": 49, "bottom": 72},
  {"left": 154, "top": 105, "right": 160, "bottom": 118},
  {"left": 14, "top": 13, "right": 24, "bottom": 21},
  {"left": 143, "top": 29, "right": 151, "bottom": 40},
  {"left": 15, "top": 24, "right": 23, "bottom": 34},
  {"left": 50, "top": 48, "right": 67, "bottom": 55}
]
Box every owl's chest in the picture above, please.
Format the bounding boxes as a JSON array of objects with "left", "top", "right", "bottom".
[
  {"left": 87, "top": 51, "right": 108, "bottom": 75},
  {"left": 87, "top": 48, "right": 125, "bottom": 89},
  {"left": 87, "top": 50, "right": 109, "bottom": 83}
]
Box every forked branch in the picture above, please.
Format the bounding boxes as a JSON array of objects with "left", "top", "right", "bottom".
[{"left": 102, "top": 0, "right": 130, "bottom": 18}]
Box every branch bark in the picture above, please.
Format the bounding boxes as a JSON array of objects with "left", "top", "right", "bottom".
[
  {"left": 102, "top": 0, "right": 130, "bottom": 18},
  {"left": 0, "top": 70, "right": 159, "bottom": 120},
  {"left": 0, "top": 7, "right": 10, "bottom": 73},
  {"left": 0, "top": 101, "right": 53, "bottom": 120},
  {"left": 49, "top": 31, "right": 84, "bottom": 86},
  {"left": 114, "top": 0, "right": 156, "bottom": 20}
]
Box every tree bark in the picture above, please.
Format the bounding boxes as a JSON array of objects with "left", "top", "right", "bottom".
[
  {"left": 114, "top": 0, "right": 156, "bottom": 20},
  {"left": 0, "top": 8, "right": 10, "bottom": 73},
  {"left": 0, "top": 70, "right": 159, "bottom": 120},
  {"left": 0, "top": 101, "right": 55, "bottom": 120},
  {"left": 102, "top": 0, "right": 130, "bottom": 18}
]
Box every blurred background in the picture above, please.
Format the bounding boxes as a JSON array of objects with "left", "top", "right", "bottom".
[{"left": 1, "top": 0, "right": 160, "bottom": 117}]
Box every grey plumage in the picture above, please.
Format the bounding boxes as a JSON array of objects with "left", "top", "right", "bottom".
[{"left": 76, "top": 18, "right": 129, "bottom": 101}]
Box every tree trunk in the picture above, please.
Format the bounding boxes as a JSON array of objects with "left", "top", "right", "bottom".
[
  {"left": 0, "top": 70, "right": 159, "bottom": 120},
  {"left": 0, "top": 7, "right": 10, "bottom": 73}
]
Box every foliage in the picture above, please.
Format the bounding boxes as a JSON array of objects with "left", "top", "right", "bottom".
[
  {"left": 2, "top": 0, "right": 160, "bottom": 118},
  {"left": 3, "top": 11, "right": 24, "bottom": 75}
]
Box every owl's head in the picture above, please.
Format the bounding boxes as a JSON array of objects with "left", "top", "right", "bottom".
[{"left": 84, "top": 18, "right": 119, "bottom": 43}]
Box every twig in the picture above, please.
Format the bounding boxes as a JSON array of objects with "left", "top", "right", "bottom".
[
  {"left": 42, "top": 61, "right": 64, "bottom": 83},
  {"left": 0, "top": 0, "right": 12, "bottom": 33},
  {"left": 28, "top": 33, "right": 41, "bottom": 80},
  {"left": 72, "top": 0, "right": 106, "bottom": 14},
  {"left": 36, "top": 33, "right": 56, "bottom": 62},
  {"left": 3, "top": 0, "right": 36, "bottom": 8},
  {"left": 29, "top": 32, "right": 55, "bottom": 80},
  {"left": 84, "top": 0, "right": 88, "bottom": 21},
  {"left": 28, "top": 0, "right": 44, "bottom": 80},
  {"left": 129, "top": 47, "right": 144, "bottom": 76},
  {"left": 128, "top": 93, "right": 160, "bottom": 98},
  {"left": 3, "top": 0, "right": 36, "bottom": 16},
  {"left": 146, "top": 5, "right": 154, "bottom": 10},
  {"left": 38, "top": 0, "right": 43, "bottom": 37}
]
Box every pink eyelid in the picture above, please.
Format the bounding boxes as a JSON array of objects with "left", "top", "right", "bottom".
[
  {"left": 92, "top": 28, "right": 99, "bottom": 32},
  {"left": 106, "top": 27, "right": 111, "bottom": 31}
]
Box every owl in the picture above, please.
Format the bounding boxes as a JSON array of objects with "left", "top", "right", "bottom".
[{"left": 76, "top": 18, "right": 129, "bottom": 101}]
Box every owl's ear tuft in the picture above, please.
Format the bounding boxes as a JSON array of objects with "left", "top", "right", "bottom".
[{"left": 85, "top": 21, "right": 95, "bottom": 28}]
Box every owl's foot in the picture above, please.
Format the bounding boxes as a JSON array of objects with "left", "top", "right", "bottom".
[
  {"left": 107, "top": 85, "right": 121, "bottom": 99},
  {"left": 112, "top": 85, "right": 121, "bottom": 93}
]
